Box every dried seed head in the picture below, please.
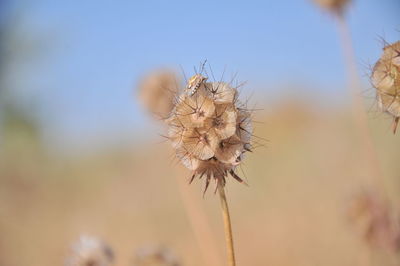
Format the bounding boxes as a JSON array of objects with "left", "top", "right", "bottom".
[
  {"left": 139, "top": 70, "right": 179, "bottom": 119},
  {"left": 166, "top": 73, "right": 253, "bottom": 194},
  {"left": 66, "top": 235, "right": 114, "bottom": 266},
  {"left": 312, "top": 0, "right": 351, "bottom": 14},
  {"left": 371, "top": 41, "right": 400, "bottom": 133},
  {"left": 348, "top": 191, "right": 400, "bottom": 252}
]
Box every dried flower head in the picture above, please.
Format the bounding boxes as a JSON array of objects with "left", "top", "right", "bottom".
[
  {"left": 166, "top": 73, "right": 253, "bottom": 194},
  {"left": 371, "top": 41, "right": 400, "bottom": 133},
  {"left": 133, "top": 245, "right": 180, "bottom": 266},
  {"left": 348, "top": 190, "right": 400, "bottom": 252},
  {"left": 66, "top": 235, "right": 114, "bottom": 266},
  {"left": 139, "top": 70, "right": 179, "bottom": 119},
  {"left": 312, "top": 0, "right": 351, "bottom": 14}
]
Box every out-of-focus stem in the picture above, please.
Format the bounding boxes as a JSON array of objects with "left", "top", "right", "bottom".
[
  {"left": 217, "top": 182, "right": 236, "bottom": 266},
  {"left": 335, "top": 14, "right": 385, "bottom": 190},
  {"left": 175, "top": 174, "right": 223, "bottom": 266}
]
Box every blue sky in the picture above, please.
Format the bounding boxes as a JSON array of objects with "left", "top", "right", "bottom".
[{"left": 5, "top": 0, "right": 400, "bottom": 151}]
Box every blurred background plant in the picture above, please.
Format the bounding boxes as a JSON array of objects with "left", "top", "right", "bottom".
[
  {"left": 1, "top": 0, "right": 400, "bottom": 265},
  {"left": 133, "top": 245, "right": 181, "bottom": 266},
  {"left": 348, "top": 190, "right": 400, "bottom": 253},
  {"left": 371, "top": 41, "right": 400, "bottom": 134},
  {"left": 66, "top": 235, "right": 114, "bottom": 266}
]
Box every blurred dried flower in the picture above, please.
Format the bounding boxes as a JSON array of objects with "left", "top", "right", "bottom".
[
  {"left": 139, "top": 70, "right": 179, "bottom": 119},
  {"left": 133, "top": 245, "right": 180, "bottom": 266},
  {"left": 371, "top": 41, "right": 400, "bottom": 133},
  {"left": 66, "top": 235, "right": 114, "bottom": 266},
  {"left": 166, "top": 74, "right": 253, "bottom": 194},
  {"left": 312, "top": 0, "right": 351, "bottom": 14},
  {"left": 348, "top": 190, "right": 400, "bottom": 252}
]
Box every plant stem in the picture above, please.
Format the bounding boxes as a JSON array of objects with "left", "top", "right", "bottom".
[
  {"left": 175, "top": 174, "right": 223, "bottom": 266},
  {"left": 217, "top": 182, "right": 236, "bottom": 266},
  {"left": 335, "top": 14, "right": 385, "bottom": 191}
]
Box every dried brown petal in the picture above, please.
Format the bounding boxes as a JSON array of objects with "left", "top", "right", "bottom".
[
  {"left": 175, "top": 93, "right": 215, "bottom": 128},
  {"left": 393, "top": 56, "right": 400, "bottom": 67},
  {"left": 381, "top": 42, "right": 400, "bottom": 62},
  {"left": 236, "top": 108, "right": 253, "bottom": 145},
  {"left": 215, "top": 135, "right": 243, "bottom": 165},
  {"left": 181, "top": 128, "right": 218, "bottom": 160},
  {"left": 204, "top": 103, "right": 237, "bottom": 140},
  {"left": 167, "top": 116, "right": 186, "bottom": 148},
  {"left": 206, "top": 82, "right": 237, "bottom": 104},
  {"left": 176, "top": 146, "right": 200, "bottom": 170},
  {"left": 372, "top": 61, "right": 395, "bottom": 91}
]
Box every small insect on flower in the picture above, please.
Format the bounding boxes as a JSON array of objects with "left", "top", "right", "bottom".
[
  {"left": 185, "top": 74, "right": 208, "bottom": 96},
  {"left": 166, "top": 70, "right": 254, "bottom": 195},
  {"left": 371, "top": 41, "right": 400, "bottom": 134},
  {"left": 66, "top": 235, "right": 114, "bottom": 266}
]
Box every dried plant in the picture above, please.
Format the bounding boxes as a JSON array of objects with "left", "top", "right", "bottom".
[
  {"left": 139, "top": 64, "right": 255, "bottom": 266},
  {"left": 66, "top": 235, "right": 114, "bottom": 266},
  {"left": 164, "top": 70, "right": 253, "bottom": 266},
  {"left": 166, "top": 75, "right": 252, "bottom": 194},
  {"left": 348, "top": 190, "right": 400, "bottom": 253},
  {"left": 314, "top": 0, "right": 387, "bottom": 220},
  {"left": 138, "top": 69, "right": 223, "bottom": 265},
  {"left": 133, "top": 245, "right": 180, "bottom": 266},
  {"left": 371, "top": 41, "right": 400, "bottom": 133},
  {"left": 138, "top": 70, "right": 179, "bottom": 119}
]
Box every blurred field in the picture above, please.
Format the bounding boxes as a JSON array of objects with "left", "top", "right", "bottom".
[
  {"left": 1, "top": 0, "right": 399, "bottom": 265},
  {"left": 1, "top": 98, "right": 400, "bottom": 266}
]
